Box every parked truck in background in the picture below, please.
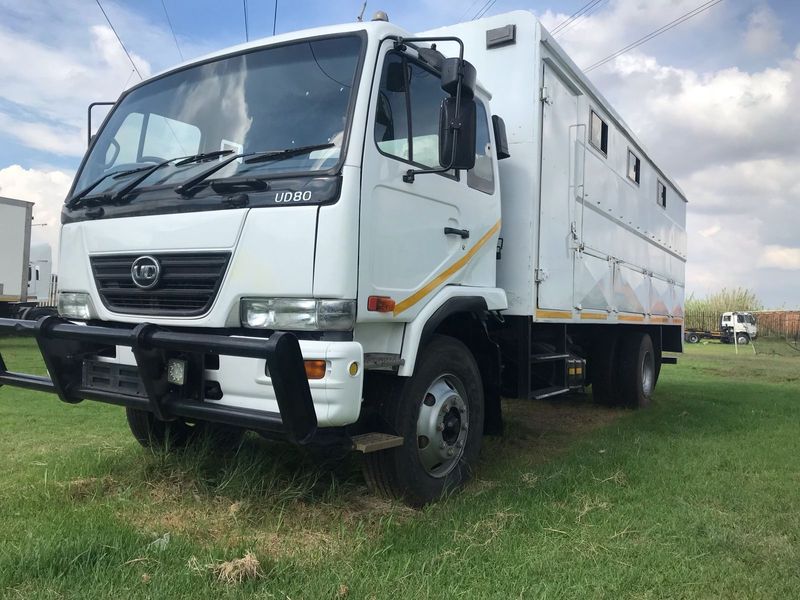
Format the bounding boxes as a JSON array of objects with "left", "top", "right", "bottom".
[
  {"left": 0, "top": 196, "right": 55, "bottom": 320},
  {"left": 684, "top": 311, "right": 757, "bottom": 345},
  {"left": 0, "top": 11, "right": 686, "bottom": 506}
]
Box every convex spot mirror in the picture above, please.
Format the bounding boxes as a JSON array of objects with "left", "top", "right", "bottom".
[{"left": 439, "top": 97, "right": 476, "bottom": 170}]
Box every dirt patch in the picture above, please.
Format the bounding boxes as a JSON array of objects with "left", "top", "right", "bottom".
[
  {"left": 64, "top": 475, "right": 119, "bottom": 500},
  {"left": 483, "top": 396, "right": 625, "bottom": 462}
]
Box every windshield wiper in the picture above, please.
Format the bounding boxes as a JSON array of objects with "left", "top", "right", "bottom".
[
  {"left": 243, "top": 143, "right": 335, "bottom": 164},
  {"left": 66, "top": 165, "right": 153, "bottom": 208},
  {"left": 113, "top": 150, "right": 236, "bottom": 203},
  {"left": 176, "top": 144, "right": 336, "bottom": 197}
]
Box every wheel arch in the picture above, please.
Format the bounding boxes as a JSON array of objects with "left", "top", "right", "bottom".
[{"left": 399, "top": 292, "right": 504, "bottom": 435}]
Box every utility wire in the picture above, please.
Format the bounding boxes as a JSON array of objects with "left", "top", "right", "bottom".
[
  {"left": 94, "top": 0, "right": 143, "bottom": 80},
  {"left": 160, "top": 0, "right": 183, "bottom": 60},
  {"left": 554, "top": 0, "right": 608, "bottom": 37},
  {"left": 273, "top": 0, "right": 279, "bottom": 36},
  {"left": 243, "top": 0, "right": 249, "bottom": 41},
  {"left": 584, "top": 0, "right": 725, "bottom": 72},
  {"left": 473, "top": 0, "right": 497, "bottom": 20},
  {"left": 460, "top": 0, "right": 484, "bottom": 21},
  {"left": 551, "top": 0, "right": 604, "bottom": 35}
]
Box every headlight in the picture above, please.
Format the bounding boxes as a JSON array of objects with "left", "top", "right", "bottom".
[
  {"left": 57, "top": 292, "right": 96, "bottom": 320},
  {"left": 241, "top": 298, "right": 356, "bottom": 331}
]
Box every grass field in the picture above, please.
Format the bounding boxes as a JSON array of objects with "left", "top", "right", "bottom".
[{"left": 1, "top": 336, "right": 799, "bottom": 598}]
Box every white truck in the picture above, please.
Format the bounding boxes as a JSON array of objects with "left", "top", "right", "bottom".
[
  {"left": 0, "top": 196, "right": 55, "bottom": 319},
  {"left": 0, "top": 11, "right": 686, "bottom": 506}
]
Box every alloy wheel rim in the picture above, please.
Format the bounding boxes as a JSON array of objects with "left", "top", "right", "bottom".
[{"left": 416, "top": 374, "right": 469, "bottom": 478}]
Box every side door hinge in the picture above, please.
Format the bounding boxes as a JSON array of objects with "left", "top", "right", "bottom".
[
  {"left": 540, "top": 86, "right": 553, "bottom": 105},
  {"left": 535, "top": 268, "right": 549, "bottom": 283}
]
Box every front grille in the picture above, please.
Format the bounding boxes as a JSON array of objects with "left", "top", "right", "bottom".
[{"left": 90, "top": 252, "right": 231, "bottom": 316}]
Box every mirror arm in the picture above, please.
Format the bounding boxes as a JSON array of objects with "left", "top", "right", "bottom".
[{"left": 385, "top": 36, "right": 466, "bottom": 184}]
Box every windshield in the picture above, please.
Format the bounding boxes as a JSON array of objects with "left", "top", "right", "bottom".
[{"left": 72, "top": 34, "right": 363, "bottom": 199}]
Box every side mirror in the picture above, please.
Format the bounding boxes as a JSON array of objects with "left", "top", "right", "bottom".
[
  {"left": 439, "top": 97, "right": 476, "bottom": 170},
  {"left": 440, "top": 57, "right": 476, "bottom": 99},
  {"left": 492, "top": 115, "right": 511, "bottom": 160}
]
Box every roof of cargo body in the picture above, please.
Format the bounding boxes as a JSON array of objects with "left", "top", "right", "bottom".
[{"left": 422, "top": 11, "right": 687, "bottom": 202}]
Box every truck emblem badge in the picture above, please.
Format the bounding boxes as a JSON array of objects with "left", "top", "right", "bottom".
[{"left": 130, "top": 256, "right": 161, "bottom": 289}]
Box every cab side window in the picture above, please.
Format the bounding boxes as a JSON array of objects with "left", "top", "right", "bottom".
[
  {"left": 374, "top": 52, "right": 448, "bottom": 169},
  {"left": 468, "top": 101, "right": 494, "bottom": 194}
]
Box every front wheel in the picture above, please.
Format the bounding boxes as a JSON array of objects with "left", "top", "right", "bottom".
[
  {"left": 736, "top": 333, "right": 750, "bottom": 345},
  {"left": 362, "top": 335, "right": 484, "bottom": 507},
  {"left": 126, "top": 408, "right": 244, "bottom": 451}
]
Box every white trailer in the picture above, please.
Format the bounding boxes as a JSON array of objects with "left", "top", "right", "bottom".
[
  {"left": 0, "top": 11, "right": 685, "bottom": 505},
  {"left": 0, "top": 197, "right": 33, "bottom": 316}
]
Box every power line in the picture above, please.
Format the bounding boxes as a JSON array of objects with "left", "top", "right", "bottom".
[
  {"left": 94, "top": 0, "right": 143, "bottom": 80},
  {"left": 584, "top": 0, "right": 725, "bottom": 72},
  {"left": 460, "top": 0, "right": 484, "bottom": 21},
  {"left": 551, "top": 0, "right": 604, "bottom": 35},
  {"left": 160, "top": 0, "right": 183, "bottom": 60},
  {"left": 243, "top": 0, "right": 249, "bottom": 41},
  {"left": 554, "top": 0, "right": 608, "bottom": 37},
  {"left": 472, "top": 0, "right": 497, "bottom": 20},
  {"left": 272, "top": 0, "right": 279, "bottom": 36}
]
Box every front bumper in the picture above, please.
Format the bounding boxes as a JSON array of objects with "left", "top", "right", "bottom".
[{"left": 0, "top": 316, "right": 357, "bottom": 444}]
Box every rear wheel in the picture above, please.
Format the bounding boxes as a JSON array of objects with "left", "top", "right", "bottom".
[
  {"left": 617, "top": 332, "right": 656, "bottom": 409},
  {"left": 686, "top": 332, "right": 700, "bottom": 344},
  {"left": 126, "top": 408, "right": 244, "bottom": 451},
  {"left": 362, "top": 335, "right": 484, "bottom": 507}
]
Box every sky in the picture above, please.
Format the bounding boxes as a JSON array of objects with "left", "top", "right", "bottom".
[{"left": 0, "top": 0, "right": 798, "bottom": 308}]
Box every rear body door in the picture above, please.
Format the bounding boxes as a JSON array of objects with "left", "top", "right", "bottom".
[{"left": 536, "top": 62, "right": 582, "bottom": 311}]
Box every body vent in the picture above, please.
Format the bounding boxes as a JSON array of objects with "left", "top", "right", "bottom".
[{"left": 90, "top": 252, "right": 231, "bottom": 316}]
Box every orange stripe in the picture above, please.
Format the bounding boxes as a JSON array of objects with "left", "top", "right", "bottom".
[
  {"left": 535, "top": 309, "right": 573, "bottom": 319},
  {"left": 580, "top": 312, "right": 608, "bottom": 320},
  {"left": 393, "top": 220, "right": 501, "bottom": 316},
  {"left": 618, "top": 314, "right": 645, "bottom": 322},
  {"left": 650, "top": 316, "right": 669, "bottom": 323}
]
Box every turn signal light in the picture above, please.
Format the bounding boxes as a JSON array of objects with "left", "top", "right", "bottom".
[
  {"left": 304, "top": 360, "right": 327, "bottom": 380},
  {"left": 367, "top": 295, "right": 395, "bottom": 313}
]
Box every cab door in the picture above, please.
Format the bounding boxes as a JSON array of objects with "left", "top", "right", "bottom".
[{"left": 359, "top": 47, "right": 499, "bottom": 322}]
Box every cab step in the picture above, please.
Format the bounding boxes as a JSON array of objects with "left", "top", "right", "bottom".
[{"left": 530, "top": 385, "right": 570, "bottom": 400}]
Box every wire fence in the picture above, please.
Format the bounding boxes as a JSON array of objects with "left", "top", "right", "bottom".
[{"left": 684, "top": 310, "right": 800, "bottom": 345}]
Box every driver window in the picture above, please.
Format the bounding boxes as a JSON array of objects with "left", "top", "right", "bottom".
[
  {"left": 374, "top": 52, "right": 448, "bottom": 169},
  {"left": 467, "top": 101, "right": 494, "bottom": 194}
]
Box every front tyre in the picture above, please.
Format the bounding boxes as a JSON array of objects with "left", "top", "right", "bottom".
[
  {"left": 362, "top": 335, "right": 484, "bottom": 507},
  {"left": 126, "top": 408, "right": 244, "bottom": 451}
]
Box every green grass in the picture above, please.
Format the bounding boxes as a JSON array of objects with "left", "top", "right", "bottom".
[{"left": 1, "top": 336, "right": 799, "bottom": 598}]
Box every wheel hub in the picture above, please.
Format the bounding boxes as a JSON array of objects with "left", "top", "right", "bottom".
[
  {"left": 641, "top": 350, "right": 654, "bottom": 396},
  {"left": 416, "top": 374, "right": 468, "bottom": 478}
]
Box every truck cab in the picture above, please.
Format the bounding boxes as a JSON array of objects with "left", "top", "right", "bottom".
[{"left": 720, "top": 311, "right": 757, "bottom": 344}]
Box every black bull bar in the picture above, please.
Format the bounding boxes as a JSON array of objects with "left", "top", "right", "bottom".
[{"left": 0, "top": 316, "right": 318, "bottom": 444}]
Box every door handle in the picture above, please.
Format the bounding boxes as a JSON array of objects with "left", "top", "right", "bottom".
[{"left": 444, "top": 227, "right": 470, "bottom": 239}]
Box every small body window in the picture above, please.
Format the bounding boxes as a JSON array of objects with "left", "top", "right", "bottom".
[
  {"left": 627, "top": 149, "right": 640, "bottom": 184},
  {"left": 657, "top": 180, "right": 667, "bottom": 208},
  {"left": 590, "top": 110, "right": 608, "bottom": 155},
  {"left": 467, "top": 101, "right": 494, "bottom": 194}
]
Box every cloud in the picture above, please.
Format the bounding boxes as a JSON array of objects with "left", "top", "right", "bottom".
[
  {"left": 743, "top": 4, "right": 783, "bottom": 55},
  {"left": 759, "top": 246, "right": 800, "bottom": 270},
  {"left": 0, "top": 165, "right": 74, "bottom": 266}
]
